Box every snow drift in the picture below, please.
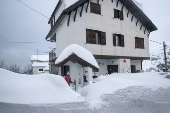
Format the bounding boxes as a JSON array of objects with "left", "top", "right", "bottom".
[
  {"left": 78, "top": 72, "right": 170, "bottom": 107},
  {"left": 0, "top": 68, "right": 84, "bottom": 104}
]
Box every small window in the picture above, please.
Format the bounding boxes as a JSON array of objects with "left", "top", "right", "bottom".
[
  {"left": 90, "top": 2, "right": 101, "bottom": 15},
  {"left": 114, "top": 9, "right": 123, "bottom": 20},
  {"left": 113, "top": 34, "right": 124, "bottom": 47},
  {"left": 39, "top": 69, "right": 43, "bottom": 71},
  {"left": 86, "top": 29, "right": 106, "bottom": 45},
  {"left": 135, "top": 37, "right": 144, "bottom": 49}
]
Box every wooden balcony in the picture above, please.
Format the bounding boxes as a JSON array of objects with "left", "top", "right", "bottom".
[{"left": 49, "top": 48, "right": 57, "bottom": 62}]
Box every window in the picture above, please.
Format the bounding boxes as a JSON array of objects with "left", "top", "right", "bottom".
[
  {"left": 90, "top": 2, "right": 101, "bottom": 15},
  {"left": 113, "top": 34, "right": 124, "bottom": 47},
  {"left": 86, "top": 29, "right": 106, "bottom": 45},
  {"left": 114, "top": 9, "right": 123, "bottom": 20},
  {"left": 135, "top": 37, "right": 144, "bottom": 49},
  {"left": 61, "top": 65, "right": 70, "bottom": 76},
  {"left": 39, "top": 69, "right": 43, "bottom": 71}
]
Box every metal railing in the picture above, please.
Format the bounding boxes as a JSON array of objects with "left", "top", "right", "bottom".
[{"left": 49, "top": 48, "right": 56, "bottom": 61}]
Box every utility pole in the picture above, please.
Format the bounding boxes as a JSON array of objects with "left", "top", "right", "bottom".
[
  {"left": 37, "top": 49, "right": 39, "bottom": 62},
  {"left": 163, "top": 42, "right": 168, "bottom": 72}
]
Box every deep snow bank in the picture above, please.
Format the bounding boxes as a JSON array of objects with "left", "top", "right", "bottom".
[
  {"left": 0, "top": 68, "right": 84, "bottom": 104},
  {"left": 78, "top": 72, "right": 170, "bottom": 107}
]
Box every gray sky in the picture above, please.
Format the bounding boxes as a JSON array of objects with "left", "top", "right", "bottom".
[{"left": 0, "top": 0, "right": 170, "bottom": 67}]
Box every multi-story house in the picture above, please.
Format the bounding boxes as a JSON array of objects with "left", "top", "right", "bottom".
[
  {"left": 46, "top": 0, "right": 157, "bottom": 87},
  {"left": 31, "top": 55, "right": 49, "bottom": 74}
]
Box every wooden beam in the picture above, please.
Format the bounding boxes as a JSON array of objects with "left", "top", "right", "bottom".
[
  {"left": 131, "top": 15, "right": 134, "bottom": 21},
  {"left": 80, "top": 3, "right": 84, "bottom": 17},
  {"left": 74, "top": 8, "right": 77, "bottom": 22},
  {"left": 148, "top": 30, "right": 151, "bottom": 36},
  {"left": 136, "top": 20, "right": 138, "bottom": 26},
  {"left": 116, "top": 0, "right": 119, "bottom": 7},
  {"left": 144, "top": 28, "right": 147, "bottom": 34},
  {"left": 140, "top": 25, "right": 142, "bottom": 30},
  {"left": 67, "top": 13, "right": 71, "bottom": 26},
  {"left": 121, "top": 5, "right": 124, "bottom": 11},
  {"left": 127, "top": 10, "right": 130, "bottom": 17},
  {"left": 86, "top": 0, "right": 90, "bottom": 13}
]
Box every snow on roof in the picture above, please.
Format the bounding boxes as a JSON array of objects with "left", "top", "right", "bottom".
[
  {"left": 0, "top": 68, "right": 84, "bottom": 104},
  {"left": 31, "top": 55, "right": 49, "bottom": 62},
  {"left": 32, "top": 62, "right": 49, "bottom": 67},
  {"left": 55, "top": 44, "right": 99, "bottom": 69},
  {"left": 64, "top": 0, "right": 78, "bottom": 9},
  {"left": 132, "top": 0, "right": 143, "bottom": 11}
]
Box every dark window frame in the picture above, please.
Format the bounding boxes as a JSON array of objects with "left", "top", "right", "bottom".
[
  {"left": 114, "top": 9, "right": 124, "bottom": 20},
  {"left": 135, "top": 37, "right": 144, "bottom": 49},
  {"left": 86, "top": 29, "right": 106, "bottom": 45},
  {"left": 39, "top": 69, "right": 43, "bottom": 71},
  {"left": 113, "top": 34, "right": 124, "bottom": 47},
  {"left": 90, "top": 2, "right": 101, "bottom": 15}
]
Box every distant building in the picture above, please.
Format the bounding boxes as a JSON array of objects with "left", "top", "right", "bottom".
[{"left": 31, "top": 55, "right": 49, "bottom": 74}]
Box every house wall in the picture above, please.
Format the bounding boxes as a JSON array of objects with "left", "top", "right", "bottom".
[
  {"left": 33, "top": 66, "right": 46, "bottom": 74},
  {"left": 131, "top": 60, "right": 142, "bottom": 71},
  {"left": 53, "top": 0, "right": 149, "bottom": 58}
]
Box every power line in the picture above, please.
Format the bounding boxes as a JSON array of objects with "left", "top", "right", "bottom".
[
  {"left": 0, "top": 41, "right": 51, "bottom": 44},
  {"left": 16, "top": 0, "right": 49, "bottom": 19},
  {"left": 0, "top": 53, "right": 29, "bottom": 61},
  {"left": 0, "top": 34, "right": 30, "bottom": 60}
]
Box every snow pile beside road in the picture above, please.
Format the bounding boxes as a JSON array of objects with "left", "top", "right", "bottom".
[
  {"left": 0, "top": 68, "right": 84, "bottom": 104},
  {"left": 78, "top": 72, "right": 170, "bottom": 107}
]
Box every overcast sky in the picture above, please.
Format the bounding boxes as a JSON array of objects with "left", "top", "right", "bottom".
[{"left": 0, "top": 0, "right": 170, "bottom": 67}]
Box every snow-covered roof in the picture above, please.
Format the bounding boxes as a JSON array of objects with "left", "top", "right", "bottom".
[
  {"left": 64, "top": 0, "right": 78, "bottom": 9},
  {"left": 0, "top": 68, "right": 84, "bottom": 104},
  {"left": 31, "top": 55, "right": 49, "bottom": 62},
  {"left": 32, "top": 62, "right": 49, "bottom": 67},
  {"left": 55, "top": 44, "right": 99, "bottom": 71},
  {"left": 132, "top": 0, "right": 143, "bottom": 11}
]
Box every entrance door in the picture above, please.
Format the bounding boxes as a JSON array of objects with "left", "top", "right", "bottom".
[
  {"left": 131, "top": 65, "right": 136, "bottom": 73},
  {"left": 107, "top": 65, "right": 118, "bottom": 74},
  {"left": 61, "top": 65, "right": 70, "bottom": 76}
]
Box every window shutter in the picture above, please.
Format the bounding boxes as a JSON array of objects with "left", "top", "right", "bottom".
[
  {"left": 101, "top": 32, "right": 106, "bottom": 45},
  {"left": 141, "top": 38, "right": 144, "bottom": 49},
  {"left": 96, "top": 4, "right": 101, "bottom": 15},
  {"left": 91, "top": 31, "right": 96, "bottom": 44},
  {"left": 120, "top": 11, "right": 124, "bottom": 20},
  {"left": 114, "top": 9, "right": 118, "bottom": 18},
  {"left": 90, "top": 2, "right": 95, "bottom": 13},
  {"left": 121, "top": 35, "right": 124, "bottom": 47},
  {"left": 86, "top": 29, "right": 92, "bottom": 43},
  {"left": 113, "top": 34, "right": 116, "bottom": 46},
  {"left": 135, "top": 37, "right": 138, "bottom": 48}
]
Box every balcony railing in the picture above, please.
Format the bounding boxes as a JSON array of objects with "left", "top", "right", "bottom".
[{"left": 49, "top": 48, "right": 56, "bottom": 61}]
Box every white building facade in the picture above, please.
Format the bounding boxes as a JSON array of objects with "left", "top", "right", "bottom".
[{"left": 46, "top": 0, "right": 157, "bottom": 76}]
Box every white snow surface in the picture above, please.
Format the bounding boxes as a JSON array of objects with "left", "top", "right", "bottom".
[
  {"left": 64, "top": 0, "right": 78, "bottom": 9},
  {"left": 0, "top": 68, "right": 84, "bottom": 104},
  {"left": 31, "top": 55, "right": 49, "bottom": 62},
  {"left": 32, "top": 62, "right": 49, "bottom": 67},
  {"left": 55, "top": 44, "right": 99, "bottom": 69},
  {"left": 132, "top": 0, "right": 143, "bottom": 11},
  {"left": 78, "top": 72, "right": 170, "bottom": 107}
]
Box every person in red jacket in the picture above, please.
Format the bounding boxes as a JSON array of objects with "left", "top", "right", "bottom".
[{"left": 64, "top": 74, "right": 73, "bottom": 86}]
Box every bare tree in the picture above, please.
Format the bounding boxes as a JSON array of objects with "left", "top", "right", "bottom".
[
  {"left": 0, "top": 60, "right": 8, "bottom": 69},
  {"left": 22, "top": 65, "right": 33, "bottom": 75},
  {"left": 8, "top": 64, "right": 22, "bottom": 73}
]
